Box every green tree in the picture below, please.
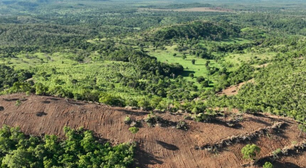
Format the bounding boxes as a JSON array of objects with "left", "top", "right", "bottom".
[
  {"left": 150, "top": 97, "right": 162, "bottom": 109},
  {"left": 35, "top": 83, "right": 48, "bottom": 95},
  {"left": 191, "top": 59, "right": 196, "bottom": 65},
  {"left": 138, "top": 99, "right": 151, "bottom": 110},
  {"left": 263, "top": 162, "right": 273, "bottom": 168},
  {"left": 15, "top": 100, "right": 21, "bottom": 107},
  {"left": 129, "top": 127, "right": 139, "bottom": 134},
  {"left": 2, "top": 148, "right": 31, "bottom": 168},
  {"left": 196, "top": 76, "right": 205, "bottom": 83},
  {"left": 189, "top": 73, "right": 194, "bottom": 78},
  {"left": 241, "top": 144, "right": 261, "bottom": 160},
  {"left": 298, "top": 124, "right": 306, "bottom": 137}
]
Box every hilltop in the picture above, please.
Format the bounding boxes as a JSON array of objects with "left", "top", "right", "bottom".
[
  {"left": 0, "top": 93, "right": 305, "bottom": 167},
  {"left": 144, "top": 21, "right": 240, "bottom": 41}
]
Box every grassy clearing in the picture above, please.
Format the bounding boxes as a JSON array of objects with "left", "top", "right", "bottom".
[
  {"left": 147, "top": 45, "right": 221, "bottom": 84},
  {"left": 149, "top": 48, "right": 206, "bottom": 77},
  {"left": 1, "top": 52, "right": 145, "bottom": 100},
  {"left": 224, "top": 52, "right": 276, "bottom": 71}
]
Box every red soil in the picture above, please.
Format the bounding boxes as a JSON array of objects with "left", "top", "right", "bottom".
[
  {"left": 0, "top": 94, "right": 304, "bottom": 168},
  {"left": 138, "top": 7, "right": 233, "bottom": 13},
  {"left": 220, "top": 79, "right": 254, "bottom": 96}
]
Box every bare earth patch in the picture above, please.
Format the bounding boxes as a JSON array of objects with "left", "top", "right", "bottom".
[
  {"left": 219, "top": 79, "right": 254, "bottom": 96},
  {"left": 0, "top": 93, "right": 304, "bottom": 168},
  {"left": 138, "top": 7, "right": 233, "bottom": 13}
]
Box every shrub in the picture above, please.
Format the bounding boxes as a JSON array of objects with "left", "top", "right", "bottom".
[
  {"left": 263, "top": 162, "right": 273, "bottom": 168},
  {"left": 191, "top": 59, "right": 196, "bottom": 64},
  {"left": 138, "top": 99, "right": 151, "bottom": 110},
  {"left": 241, "top": 144, "right": 261, "bottom": 160},
  {"left": 0, "top": 125, "right": 135, "bottom": 167},
  {"left": 15, "top": 100, "right": 21, "bottom": 107},
  {"left": 126, "top": 99, "right": 138, "bottom": 107},
  {"left": 196, "top": 76, "right": 205, "bottom": 83},
  {"left": 129, "top": 127, "right": 139, "bottom": 134},
  {"left": 176, "top": 121, "right": 188, "bottom": 130},
  {"left": 99, "top": 92, "right": 126, "bottom": 107},
  {"left": 272, "top": 148, "right": 281, "bottom": 159},
  {"left": 150, "top": 97, "right": 162, "bottom": 109},
  {"left": 144, "top": 112, "right": 159, "bottom": 126},
  {"left": 124, "top": 116, "right": 132, "bottom": 124}
]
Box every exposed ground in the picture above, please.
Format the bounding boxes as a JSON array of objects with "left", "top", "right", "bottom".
[
  {"left": 138, "top": 7, "right": 233, "bottom": 13},
  {"left": 219, "top": 79, "right": 254, "bottom": 96},
  {"left": 0, "top": 93, "right": 305, "bottom": 168}
]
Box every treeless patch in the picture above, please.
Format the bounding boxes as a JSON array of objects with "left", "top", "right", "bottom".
[
  {"left": 0, "top": 93, "right": 304, "bottom": 168},
  {"left": 138, "top": 7, "right": 233, "bottom": 13},
  {"left": 219, "top": 79, "right": 254, "bottom": 96}
]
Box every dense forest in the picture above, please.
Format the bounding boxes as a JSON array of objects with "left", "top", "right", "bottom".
[
  {"left": 0, "top": 125, "right": 134, "bottom": 167},
  {"left": 1, "top": 0, "right": 306, "bottom": 167}
]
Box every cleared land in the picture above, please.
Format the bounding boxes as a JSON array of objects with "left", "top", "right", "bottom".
[
  {"left": 0, "top": 93, "right": 305, "bottom": 168},
  {"left": 138, "top": 7, "right": 233, "bottom": 13},
  {"left": 219, "top": 79, "right": 254, "bottom": 96}
]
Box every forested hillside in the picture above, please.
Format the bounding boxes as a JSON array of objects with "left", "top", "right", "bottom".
[
  {"left": 146, "top": 21, "right": 240, "bottom": 41},
  {"left": 1, "top": 0, "right": 306, "bottom": 167},
  {"left": 0, "top": 125, "right": 134, "bottom": 167}
]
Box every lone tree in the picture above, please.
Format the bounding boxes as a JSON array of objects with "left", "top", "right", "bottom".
[
  {"left": 196, "top": 76, "right": 205, "bottom": 83},
  {"left": 129, "top": 126, "right": 139, "bottom": 134},
  {"left": 263, "top": 162, "right": 273, "bottom": 168},
  {"left": 241, "top": 144, "right": 261, "bottom": 160},
  {"left": 191, "top": 59, "right": 196, "bottom": 65}
]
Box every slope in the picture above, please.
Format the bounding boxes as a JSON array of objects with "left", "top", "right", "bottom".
[{"left": 0, "top": 93, "right": 305, "bottom": 167}]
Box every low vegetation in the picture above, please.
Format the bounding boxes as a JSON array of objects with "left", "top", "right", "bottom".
[
  {"left": 1, "top": 0, "right": 306, "bottom": 166},
  {"left": 0, "top": 125, "right": 134, "bottom": 168},
  {"left": 241, "top": 144, "right": 261, "bottom": 160}
]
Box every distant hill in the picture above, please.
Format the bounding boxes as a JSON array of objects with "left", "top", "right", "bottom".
[
  {"left": 145, "top": 21, "right": 240, "bottom": 41},
  {"left": 0, "top": 0, "right": 110, "bottom": 5}
]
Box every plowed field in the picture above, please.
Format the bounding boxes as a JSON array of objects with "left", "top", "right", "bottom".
[{"left": 0, "top": 94, "right": 305, "bottom": 168}]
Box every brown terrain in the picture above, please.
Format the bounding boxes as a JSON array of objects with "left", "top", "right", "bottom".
[
  {"left": 220, "top": 62, "right": 271, "bottom": 97},
  {"left": 219, "top": 79, "right": 254, "bottom": 96},
  {"left": 0, "top": 93, "right": 305, "bottom": 168},
  {"left": 138, "top": 7, "right": 233, "bottom": 13}
]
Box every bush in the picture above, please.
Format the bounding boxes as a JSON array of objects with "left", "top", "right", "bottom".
[
  {"left": 263, "top": 162, "right": 273, "bottom": 168},
  {"left": 129, "top": 126, "right": 139, "bottom": 134},
  {"left": 126, "top": 99, "right": 138, "bottom": 107},
  {"left": 196, "top": 76, "right": 205, "bottom": 83},
  {"left": 138, "top": 99, "right": 151, "bottom": 110},
  {"left": 0, "top": 125, "right": 135, "bottom": 167},
  {"left": 99, "top": 92, "right": 126, "bottom": 107},
  {"left": 150, "top": 97, "right": 162, "bottom": 109},
  {"left": 35, "top": 83, "right": 48, "bottom": 95},
  {"left": 176, "top": 121, "right": 188, "bottom": 130},
  {"left": 272, "top": 148, "right": 281, "bottom": 159},
  {"left": 124, "top": 116, "right": 132, "bottom": 124},
  {"left": 144, "top": 112, "right": 160, "bottom": 126},
  {"left": 191, "top": 59, "right": 196, "bottom": 64},
  {"left": 15, "top": 100, "right": 21, "bottom": 107},
  {"left": 241, "top": 144, "right": 261, "bottom": 160}
]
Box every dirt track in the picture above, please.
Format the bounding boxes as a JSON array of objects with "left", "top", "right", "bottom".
[{"left": 0, "top": 94, "right": 305, "bottom": 168}]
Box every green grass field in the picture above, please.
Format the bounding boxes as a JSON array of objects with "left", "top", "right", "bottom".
[
  {"left": 148, "top": 46, "right": 215, "bottom": 82},
  {"left": 0, "top": 51, "right": 145, "bottom": 100}
]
